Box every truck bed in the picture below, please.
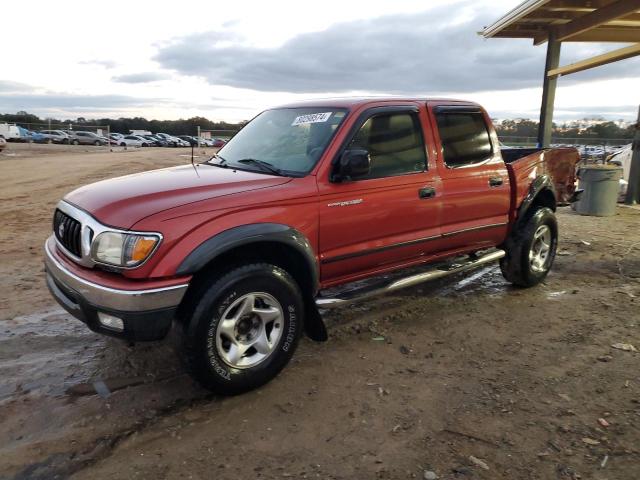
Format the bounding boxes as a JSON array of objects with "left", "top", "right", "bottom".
[{"left": 503, "top": 147, "right": 580, "bottom": 207}]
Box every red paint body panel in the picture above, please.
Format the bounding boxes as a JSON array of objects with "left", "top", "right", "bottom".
[{"left": 55, "top": 98, "right": 579, "bottom": 293}]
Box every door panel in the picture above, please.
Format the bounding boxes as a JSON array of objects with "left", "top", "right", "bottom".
[
  {"left": 428, "top": 103, "right": 511, "bottom": 250},
  {"left": 318, "top": 174, "right": 442, "bottom": 282},
  {"left": 317, "top": 106, "right": 443, "bottom": 284}
]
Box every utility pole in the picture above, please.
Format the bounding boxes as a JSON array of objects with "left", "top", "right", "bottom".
[{"left": 625, "top": 105, "right": 640, "bottom": 205}]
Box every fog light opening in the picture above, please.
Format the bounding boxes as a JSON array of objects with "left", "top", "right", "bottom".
[{"left": 97, "top": 312, "right": 124, "bottom": 332}]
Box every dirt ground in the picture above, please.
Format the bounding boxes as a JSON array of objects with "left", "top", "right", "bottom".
[{"left": 0, "top": 143, "right": 639, "bottom": 480}]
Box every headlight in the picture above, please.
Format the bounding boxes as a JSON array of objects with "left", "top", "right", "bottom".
[{"left": 91, "top": 231, "right": 160, "bottom": 267}]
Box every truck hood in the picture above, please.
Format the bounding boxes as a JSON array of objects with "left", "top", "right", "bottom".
[{"left": 65, "top": 164, "right": 291, "bottom": 228}]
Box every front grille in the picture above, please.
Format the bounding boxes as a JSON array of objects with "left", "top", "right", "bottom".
[{"left": 53, "top": 209, "right": 82, "bottom": 257}]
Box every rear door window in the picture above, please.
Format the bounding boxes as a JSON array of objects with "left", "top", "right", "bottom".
[{"left": 434, "top": 111, "right": 492, "bottom": 168}]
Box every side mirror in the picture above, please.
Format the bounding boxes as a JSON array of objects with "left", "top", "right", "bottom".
[{"left": 335, "top": 149, "right": 370, "bottom": 181}]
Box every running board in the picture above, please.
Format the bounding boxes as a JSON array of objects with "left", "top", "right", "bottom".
[{"left": 315, "top": 249, "right": 505, "bottom": 309}]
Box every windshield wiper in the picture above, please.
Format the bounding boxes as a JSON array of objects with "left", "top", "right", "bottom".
[{"left": 236, "top": 158, "right": 284, "bottom": 176}]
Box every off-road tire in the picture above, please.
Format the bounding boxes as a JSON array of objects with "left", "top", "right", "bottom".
[
  {"left": 182, "top": 263, "right": 304, "bottom": 395},
  {"left": 500, "top": 207, "right": 558, "bottom": 287}
]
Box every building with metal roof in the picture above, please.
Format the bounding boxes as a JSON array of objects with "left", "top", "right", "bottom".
[{"left": 481, "top": 0, "right": 640, "bottom": 204}]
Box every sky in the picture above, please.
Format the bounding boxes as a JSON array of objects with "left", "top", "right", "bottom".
[{"left": 1, "top": 0, "right": 639, "bottom": 123}]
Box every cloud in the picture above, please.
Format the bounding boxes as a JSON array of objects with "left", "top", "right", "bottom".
[
  {"left": 0, "top": 92, "right": 163, "bottom": 113},
  {"left": 79, "top": 59, "right": 118, "bottom": 69},
  {"left": 154, "top": 3, "right": 640, "bottom": 95},
  {"left": 112, "top": 72, "right": 171, "bottom": 83},
  {"left": 0, "top": 80, "right": 36, "bottom": 93}
]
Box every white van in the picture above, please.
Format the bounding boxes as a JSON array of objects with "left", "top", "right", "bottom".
[{"left": 0, "top": 123, "right": 21, "bottom": 141}]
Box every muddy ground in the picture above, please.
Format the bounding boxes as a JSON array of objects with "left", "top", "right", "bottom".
[{"left": 0, "top": 143, "right": 639, "bottom": 480}]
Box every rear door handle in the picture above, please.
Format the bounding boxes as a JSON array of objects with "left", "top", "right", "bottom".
[
  {"left": 489, "top": 176, "right": 503, "bottom": 187},
  {"left": 419, "top": 186, "right": 436, "bottom": 199}
]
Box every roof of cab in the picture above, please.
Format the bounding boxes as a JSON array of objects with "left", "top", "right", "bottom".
[{"left": 275, "top": 97, "right": 479, "bottom": 109}]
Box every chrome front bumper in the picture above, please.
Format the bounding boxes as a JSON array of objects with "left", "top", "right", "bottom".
[{"left": 44, "top": 235, "right": 188, "bottom": 312}]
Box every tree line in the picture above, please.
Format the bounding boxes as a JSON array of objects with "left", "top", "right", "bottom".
[
  {"left": 0, "top": 111, "right": 634, "bottom": 140},
  {"left": 494, "top": 118, "right": 634, "bottom": 140}
]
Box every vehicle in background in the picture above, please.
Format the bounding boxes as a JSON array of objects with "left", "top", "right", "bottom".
[
  {"left": 0, "top": 136, "right": 6, "bottom": 152},
  {"left": 141, "top": 135, "right": 168, "bottom": 147},
  {"left": 68, "top": 131, "right": 108, "bottom": 146},
  {"left": 607, "top": 143, "right": 633, "bottom": 200},
  {"left": 45, "top": 98, "right": 581, "bottom": 395},
  {"left": 130, "top": 130, "right": 153, "bottom": 136},
  {"left": 110, "top": 133, "right": 124, "bottom": 141},
  {"left": 27, "top": 131, "right": 47, "bottom": 143},
  {"left": 117, "top": 135, "right": 144, "bottom": 147},
  {"left": 178, "top": 135, "right": 200, "bottom": 146},
  {"left": 127, "top": 135, "right": 153, "bottom": 147},
  {"left": 211, "top": 138, "right": 226, "bottom": 147},
  {"left": 0, "top": 123, "right": 22, "bottom": 141},
  {"left": 40, "top": 130, "right": 71, "bottom": 144},
  {"left": 155, "top": 133, "right": 180, "bottom": 147}
]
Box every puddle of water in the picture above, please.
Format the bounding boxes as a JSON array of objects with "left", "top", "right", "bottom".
[
  {"left": 0, "top": 309, "right": 184, "bottom": 401},
  {"left": 547, "top": 290, "right": 567, "bottom": 299},
  {"left": 439, "top": 266, "right": 508, "bottom": 297}
]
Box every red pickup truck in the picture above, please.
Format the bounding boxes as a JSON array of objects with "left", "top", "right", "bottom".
[{"left": 45, "top": 98, "right": 580, "bottom": 394}]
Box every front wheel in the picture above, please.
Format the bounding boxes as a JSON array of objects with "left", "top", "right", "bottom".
[
  {"left": 182, "top": 263, "right": 304, "bottom": 395},
  {"left": 500, "top": 207, "right": 558, "bottom": 287},
  {"left": 72, "top": 139, "right": 79, "bottom": 145}
]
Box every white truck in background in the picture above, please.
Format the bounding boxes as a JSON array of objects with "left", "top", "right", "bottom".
[{"left": 0, "top": 123, "right": 21, "bottom": 141}]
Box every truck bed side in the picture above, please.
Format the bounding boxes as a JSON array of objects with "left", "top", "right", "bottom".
[{"left": 503, "top": 147, "right": 580, "bottom": 225}]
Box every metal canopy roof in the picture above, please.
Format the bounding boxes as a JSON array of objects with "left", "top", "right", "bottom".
[{"left": 482, "top": 0, "right": 640, "bottom": 45}]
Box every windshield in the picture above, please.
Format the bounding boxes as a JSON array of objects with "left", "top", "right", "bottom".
[{"left": 213, "top": 107, "right": 348, "bottom": 176}]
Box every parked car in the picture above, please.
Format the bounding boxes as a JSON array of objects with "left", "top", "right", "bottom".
[
  {"left": 39, "top": 130, "right": 71, "bottom": 144},
  {"left": 155, "top": 133, "right": 180, "bottom": 147},
  {"left": 26, "top": 131, "right": 47, "bottom": 143},
  {"left": 178, "top": 135, "right": 200, "bottom": 146},
  {"left": 0, "top": 136, "right": 6, "bottom": 152},
  {"left": 44, "top": 98, "right": 580, "bottom": 395},
  {"left": 139, "top": 135, "right": 167, "bottom": 147},
  {"left": 68, "top": 131, "right": 108, "bottom": 146},
  {"left": 116, "top": 135, "right": 144, "bottom": 147},
  {"left": 212, "top": 138, "right": 227, "bottom": 147}
]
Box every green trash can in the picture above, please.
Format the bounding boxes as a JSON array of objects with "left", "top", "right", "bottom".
[{"left": 573, "top": 165, "right": 623, "bottom": 216}]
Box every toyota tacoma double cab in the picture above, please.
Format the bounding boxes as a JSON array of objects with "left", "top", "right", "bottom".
[{"left": 45, "top": 98, "right": 580, "bottom": 394}]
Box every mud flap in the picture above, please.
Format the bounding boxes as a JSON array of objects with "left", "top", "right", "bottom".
[{"left": 304, "top": 301, "right": 328, "bottom": 342}]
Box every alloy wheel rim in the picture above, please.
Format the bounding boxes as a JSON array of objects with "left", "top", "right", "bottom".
[
  {"left": 215, "top": 292, "right": 284, "bottom": 369},
  {"left": 529, "top": 224, "right": 552, "bottom": 273}
]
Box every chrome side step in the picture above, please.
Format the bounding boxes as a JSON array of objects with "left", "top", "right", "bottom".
[{"left": 315, "top": 249, "right": 505, "bottom": 309}]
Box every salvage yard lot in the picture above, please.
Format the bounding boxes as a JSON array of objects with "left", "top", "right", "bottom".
[{"left": 0, "top": 143, "right": 639, "bottom": 479}]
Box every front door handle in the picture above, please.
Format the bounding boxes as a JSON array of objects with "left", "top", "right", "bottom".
[
  {"left": 489, "top": 176, "right": 504, "bottom": 187},
  {"left": 419, "top": 186, "right": 436, "bottom": 199}
]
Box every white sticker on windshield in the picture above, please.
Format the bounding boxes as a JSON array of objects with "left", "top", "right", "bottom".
[{"left": 291, "top": 112, "right": 332, "bottom": 126}]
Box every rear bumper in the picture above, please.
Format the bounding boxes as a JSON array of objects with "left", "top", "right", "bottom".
[{"left": 44, "top": 236, "right": 189, "bottom": 341}]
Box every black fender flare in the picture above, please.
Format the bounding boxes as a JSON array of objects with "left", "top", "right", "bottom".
[
  {"left": 176, "top": 223, "right": 327, "bottom": 341},
  {"left": 515, "top": 175, "right": 557, "bottom": 230}
]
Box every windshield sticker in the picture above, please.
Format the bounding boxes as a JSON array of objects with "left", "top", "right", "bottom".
[{"left": 291, "top": 112, "right": 332, "bottom": 126}]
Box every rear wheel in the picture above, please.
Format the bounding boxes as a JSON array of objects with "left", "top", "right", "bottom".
[
  {"left": 500, "top": 207, "right": 558, "bottom": 287},
  {"left": 94, "top": 140, "right": 101, "bottom": 146},
  {"left": 182, "top": 263, "right": 304, "bottom": 395},
  {"left": 72, "top": 139, "right": 79, "bottom": 145}
]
